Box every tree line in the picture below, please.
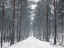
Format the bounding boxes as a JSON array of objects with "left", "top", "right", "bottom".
[{"left": 0, "top": 0, "right": 64, "bottom": 48}]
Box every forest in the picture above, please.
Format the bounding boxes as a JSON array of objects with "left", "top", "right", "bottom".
[{"left": 0, "top": 0, "right": 64, "bottom": 48}]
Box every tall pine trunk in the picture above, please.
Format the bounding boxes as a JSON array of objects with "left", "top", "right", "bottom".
[
  {"left": 46, "top": 2, "right": 49, "bottom": 42},
  {"left": 43, "top": 20, "right": 45, "bottom": 40},
  {"left": 54, "top": 0, "right": 57, "bottom": 45},
  {"left": 1, "top": 0, "right": 4, "bottom": 48},
  {"left": 10, "top": 0, "right": 16, "bottom": 45},
  {"left": 61, "top": 11, "right": 63, "bottom": 42},
  {"left": 19, "top": 7, "right": 22, "bottom": 41}
]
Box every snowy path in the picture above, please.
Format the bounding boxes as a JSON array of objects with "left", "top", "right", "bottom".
[{"left": 8, "top": 36, "right": 63, "bottom": 48}]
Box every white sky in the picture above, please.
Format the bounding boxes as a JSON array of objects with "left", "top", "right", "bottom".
[
  {"left": 31, "top": 4, "right": 37, "bottom": 9},
  {"left": 28, "top": 0, "right": 39, "bottom": 2},
  {"left": 27, "top": 0, "right": 39, "bottom": 25},
  {"left": 50, "top": 5, "right": 54, "bottom": 15},
  {"left": 28, "top": 4, "right": 37, "bottom": 10},
  {"left": 28, "top": 0, "right": 39, "bottom": 9}
]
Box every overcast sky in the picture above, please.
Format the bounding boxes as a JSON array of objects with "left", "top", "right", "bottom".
[
  {"left": 28, "top": 0, "right": 39, "bottom": 10},
  {"left": 28, "top": 0, "right": 39, "bottom": 2},
  {"left": 27, "top": 0, "right": 40, "bottom": 25}
]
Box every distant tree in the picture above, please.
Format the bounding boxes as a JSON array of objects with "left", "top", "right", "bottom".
[
  {"left": 46, "top": 2, "right": 49, "bottom": 42},
  {"left": 57, "top": 0, "right": 64, "bottom": 43},
  {"left": 19, "top": 9, "right": 21, "bottom": 41}
]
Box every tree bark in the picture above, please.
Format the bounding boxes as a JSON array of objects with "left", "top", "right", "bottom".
[
  {"left": 1, "top": 0, "right": 4, "bottom": 48},
  {"left": 46, "top": 2, "right": 49, "bottom": 42},
  {"left": 54, "top": 0, "right": 57, "bottom": 45},
  {"left": 18, "top": 13, "right": 21, "bottom": 41},
  {"left": 11, "top": 0, "right": 16, "bottom": 45}
]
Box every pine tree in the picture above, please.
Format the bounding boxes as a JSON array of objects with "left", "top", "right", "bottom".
[
  {"left": 54, "top": 0, "right": 57, "bottom": 45},
  {"left": 10, "top": 0, "right": 16, "bottom": 45},
  {"left": 1, "top": 0, "right": 4, "bottom": 48},
  {"left": 46, "top": 2, "right": 49, "bottom": 42}
]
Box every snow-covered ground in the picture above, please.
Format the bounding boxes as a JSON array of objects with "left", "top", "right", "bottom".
[
  {"left": 0, "top": 36, "right": 64, "bottom": 48},
  {"left": 0, "top": 42, "right": 10, "bottom": 48}
]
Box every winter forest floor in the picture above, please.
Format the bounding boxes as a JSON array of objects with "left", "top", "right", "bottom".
[{"left": 0, "top": 36, "right": 64, "bottom": 48}]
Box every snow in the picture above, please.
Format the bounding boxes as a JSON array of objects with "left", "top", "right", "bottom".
[
  {"left": 8, "top": 36, "right": 64, "bottom": 48},
  {"left": 0, "top": 36, "right": 64, "bottom": 48},
  {"left": 3, "top": 42, "right": 10, "bottom": 47},
  {"left": 0, "top": 42, "right": 10, "bottom": 48}
]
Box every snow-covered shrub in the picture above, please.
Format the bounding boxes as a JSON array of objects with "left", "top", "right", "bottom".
[{"left": 58, "top": 41, "right": 63, "bottom": 46}]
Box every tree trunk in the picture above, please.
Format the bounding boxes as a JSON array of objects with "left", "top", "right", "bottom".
[
  {"left": 54, "top": 0, "right": 57, "bottom": 45},
  {"left": 48, "top": 15, "right": 50, "bottom": 40},
  {"left": 46, "top": 2, "right": 49, "bottom": 42},
  {"left": 10, "top": 0, "right": 16, "bottom": 45},
  {"left": 17, "top": 24, "right": 19, "bottom": 42},
  {"left": 1, "top": 0, "right": 4, "bottom": 48},
  {"left": 43, "top": 20, "right": 45, "bottom": 41},
  {"left": 19, "top": 5, "right": 22, "bottom": 41},
  {"left": 61, "top": 13, "right": 63, "bottom": 42}
]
